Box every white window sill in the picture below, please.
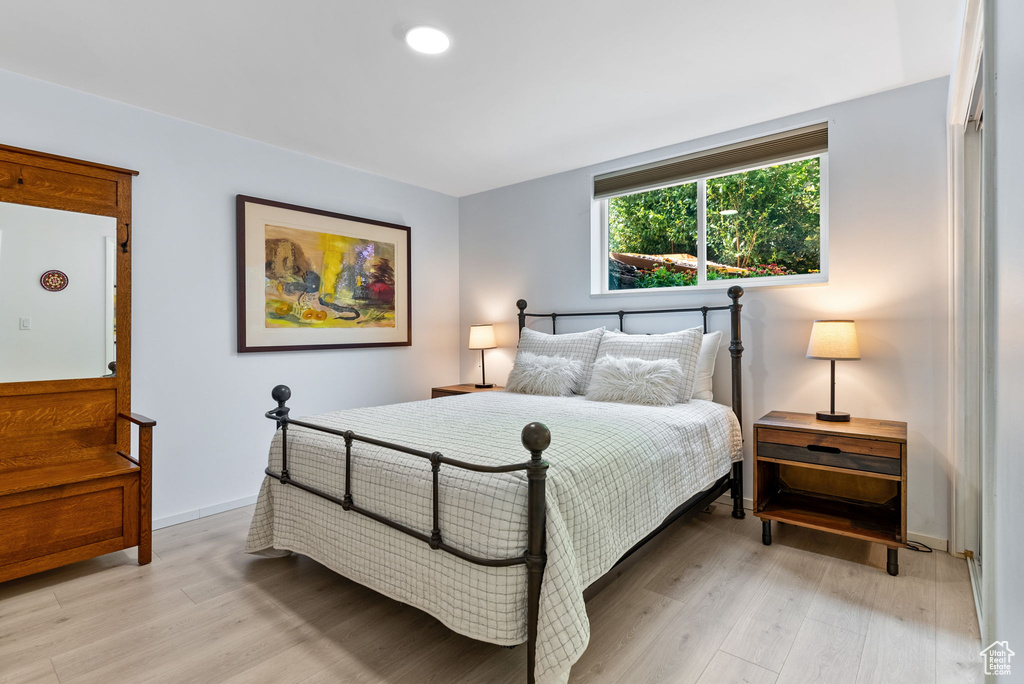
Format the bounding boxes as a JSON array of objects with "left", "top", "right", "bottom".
[{"left": 591, "top": 273, "right": 828, "bottom": 297}]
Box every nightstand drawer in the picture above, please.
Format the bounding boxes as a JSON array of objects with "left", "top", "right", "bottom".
[
  {"left": 756, "top": 439, "right": 901, "bottom": 476},
  {"left": 757, "top": 427, "right": 901, "bottom": 459}
]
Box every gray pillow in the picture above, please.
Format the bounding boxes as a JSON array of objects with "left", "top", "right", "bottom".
[
  {"left": 505, "top": 352, "right": 583, "bottom": 397},
  {"left": 591, "top": 327, "right": 703, "bottom": 402},
  {"left": 586, "top": 356, "right": 684, "bottom": 406},
  {"left": 515, "top": 326, "right": 605, "bottom": 394}
]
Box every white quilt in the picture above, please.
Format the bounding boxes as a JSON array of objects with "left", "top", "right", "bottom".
[{"left": 245, "top": 392, "right": 741, "bottom": 683}]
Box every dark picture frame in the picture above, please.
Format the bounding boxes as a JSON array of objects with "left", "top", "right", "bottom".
[{"left": 236, "top": 195, "right": 411, "bottom": 353}]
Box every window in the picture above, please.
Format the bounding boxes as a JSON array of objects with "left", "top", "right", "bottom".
[{"left": 594, "top": 123, "right": 828, "bottom": 293}]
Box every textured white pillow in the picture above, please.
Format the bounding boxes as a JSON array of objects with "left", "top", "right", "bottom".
[
  {"left": 505, "top": 352, "right": 584, "bottom": 397},
  {"left": 515, "top": 326, "right": 605, "bottom": 394},
  {"left": 586, "top": 356, "right": 684, "bottom": 406},
  {"left": 692, "top": 330, "right": 723, "bottom": 401},
  {"left": 593, "top": 327, "right": 703, "bottom": 402}
]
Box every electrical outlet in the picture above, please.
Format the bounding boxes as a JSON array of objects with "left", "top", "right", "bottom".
[{"left": 19, "top": 317, "right": 31, "bottom": 330}]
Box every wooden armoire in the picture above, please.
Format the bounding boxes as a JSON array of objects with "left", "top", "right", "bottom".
[{"left": 0, "top": 144, "right": 155, "bottom": 582}]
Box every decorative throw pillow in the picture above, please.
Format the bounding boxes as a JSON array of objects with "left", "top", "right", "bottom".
[
  {"left": 505, "top": 352, "right": 584, "bottom": 397},
  {"left": 692, "top": 330, "right": 723, "bottom": 401},
  {"left": 591, "top": 327, "right": 703, "bottom": 402},
  {"left": 515, "top": 326, "right": 605, "bottom": 394},
  {"left": 586, "top": 356, "right": 684, "bottom": 406}
]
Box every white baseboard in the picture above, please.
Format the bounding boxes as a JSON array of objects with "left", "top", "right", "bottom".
[
  {"left": 153, "top": 495, "right": 258, "bottom": 530},
  {"left": 907, "top": 532, "right": 948, "bottom": 552},
  {"left": 713, "top": 495, "right": 948, "bottom": 552}
]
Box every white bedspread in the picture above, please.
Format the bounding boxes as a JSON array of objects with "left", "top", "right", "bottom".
[{"left": 245, "top": 392, "right": 741, "bottom": 683}]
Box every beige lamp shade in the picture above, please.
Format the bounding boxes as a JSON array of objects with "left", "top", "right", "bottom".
[
  {"left": 468, "top": 324, "right": 497, "bottom": 350},
  {"left": 806, "top": 320, "right": 860, "bottom": 360}
]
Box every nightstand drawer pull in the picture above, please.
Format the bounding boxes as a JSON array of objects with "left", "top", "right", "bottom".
[{"left": 757, "top": 441, "right": 901, "bottom": 476}]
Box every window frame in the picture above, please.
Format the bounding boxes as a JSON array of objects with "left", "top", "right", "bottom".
[{"left": 591, "top": 152, "right": 829, "bottom": 296}]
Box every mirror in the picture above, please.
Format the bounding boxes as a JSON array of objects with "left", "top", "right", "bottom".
[{"left": 0, "top": 202, "right": 117, "bottom": 383}]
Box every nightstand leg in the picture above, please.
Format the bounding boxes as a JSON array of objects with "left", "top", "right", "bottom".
[
  {"left": 761, "top": 520, "right": 772, "bottom": 545},
  {"left": 886, "top": 547, "right": 899, "bottom": 576}
]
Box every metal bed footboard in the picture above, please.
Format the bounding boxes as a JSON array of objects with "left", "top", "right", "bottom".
[{"left": 263, "top": 386, "right": 551, "bottom": 682}]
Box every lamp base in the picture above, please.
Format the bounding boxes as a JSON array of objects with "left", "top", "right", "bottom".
[
  {"left": 816, "top": 410, "right": 851, "bottom": 422},
  {"left": 474, "top": 383, "right": 495, "bottom": 389}
]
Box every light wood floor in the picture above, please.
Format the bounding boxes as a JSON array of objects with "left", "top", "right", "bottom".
[{"left": 0, "top": 504, "right": 981, "bottom": 684}]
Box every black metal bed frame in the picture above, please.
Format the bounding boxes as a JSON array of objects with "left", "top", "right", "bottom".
[{"left": 262, "top": 285, "right": 745, "bottom": 684}]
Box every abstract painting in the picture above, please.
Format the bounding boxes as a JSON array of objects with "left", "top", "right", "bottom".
[{"left": 237, "top": 196, "right": 411, "bottom": 352}]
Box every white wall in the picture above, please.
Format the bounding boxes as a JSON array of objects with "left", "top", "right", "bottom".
[
  {"left": 985, "top": 0, "right": 1024, "bottom": 658},
  {"left": 0, "top": 204, "right": 115, "bottom": 382},
  {"left": 0, "top": 68, "right": 461, "bottom": 523},
  {"left": 460, "top": 79, "right": 951, "bottom": 543}
]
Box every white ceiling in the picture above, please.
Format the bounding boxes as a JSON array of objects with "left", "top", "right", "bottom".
[{"left": 0, "top": 1, "right": 960, "bottom": 197}]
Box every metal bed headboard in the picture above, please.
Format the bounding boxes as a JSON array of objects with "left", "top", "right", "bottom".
[{"left": 516, "top": 284, "right": 745, "bottom": 425}]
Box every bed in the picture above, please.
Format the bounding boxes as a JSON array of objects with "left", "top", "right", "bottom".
[{"left": 245, "top": 287, "right": 747, "bottom": 684}]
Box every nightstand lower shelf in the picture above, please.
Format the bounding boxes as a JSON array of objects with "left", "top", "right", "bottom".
[{"left": 758, "top": 490, "right": 900, "bottom": 546}]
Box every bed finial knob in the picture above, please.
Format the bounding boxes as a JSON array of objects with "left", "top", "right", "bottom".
[
  {"left": 272, "top": 384, "right": 292, "bottom": 406},
  {"left": 727, "top": 285, "right": 744, "bottom": 301},
  {"left": 521, "top": 422, "right": 551, "bottom": 456},
  {"left": 516, "top": 299, "right": 528, "bottom": 311}
]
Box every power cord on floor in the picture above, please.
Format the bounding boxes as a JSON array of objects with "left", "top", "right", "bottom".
[{"left": 906, "top": 540, "right": 933, "bottom": 553}]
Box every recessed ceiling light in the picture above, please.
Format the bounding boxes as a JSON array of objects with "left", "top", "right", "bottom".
[
  {"left": 719, "top": 209, "right": 739, "bottom": 215},
  {"left": 405, "top": 26, "right": 451, "bottom": 55}
]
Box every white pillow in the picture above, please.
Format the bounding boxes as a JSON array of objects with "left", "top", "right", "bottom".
[
  {"left": 505, "top": 352, "right": 584, "bottom": 397},
  {"left": 586, "top": 356, "right": 684, "bottom": 406},
  {"left": 593, "top": 327, "right": 703, "bottom": 402},
  {"left": 515, "top": 326, "right": 605, "bottom": 394},
  {"left": 692, "top": 330, "right": 723, "bottom": 401}
]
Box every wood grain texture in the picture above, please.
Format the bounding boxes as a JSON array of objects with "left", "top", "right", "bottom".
[
  {"left": 0, "top": 487, "right": 123, "bottom": 564},
  {"left": 0, "top": 660, "right": 60, "bottom": 684},
  {"left": 756, "top": 411, "right": 907, "bottom": 443},
  {"left": 754, "top": 416, "right": 907, "bottom": 556},
  {"left": 0, "top": 505, "right": 983, "bottom": 683},
  {"left": 0, "top": 456, "right": 137, "bottom": 497},
  {"left": 0, "top": 142, "right": 150, "bottom": 582},
  {"left": 430, "top": 384, "right": 505, "bottom": 398},
  {"left": 935, "top": 553, "right": 984, "bottom": 683},
  {"left": 721, "top": 525, "right": 837, "bottom": 672},
  {"left": 695, "top": 651, "right": 778, "bottom": 684},
  {"left": 805, "top": 536, "right": 885, "bottom": 636},
  {"left": 757, "top": 442, "right": 901, "bottom": 476},
  {"left": 775, "top": 618, "right": 865, "bottom": 684},
  {"left": 856, "top": 547, "right": 936, "bottom": 684},
  {"left": 757, "top": 427, "right": 901, "bottom": 458}
]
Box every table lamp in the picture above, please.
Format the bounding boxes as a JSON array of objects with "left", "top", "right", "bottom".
[
  {"left": 468, "top": 324, "right": 497, "bottom": 388},
  {"left": 806, "top": 320, "right": 860, "bottom": 422}
]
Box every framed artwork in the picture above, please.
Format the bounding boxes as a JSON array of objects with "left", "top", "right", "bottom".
[{"left": 236, "top": 195, "right": 411, "bottom": 352}]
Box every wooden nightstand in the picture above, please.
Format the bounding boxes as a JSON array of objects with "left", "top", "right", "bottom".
[
  {"left": 753, "top": 411, "right": 907, "bottom": 575},
  {"left": 430, "top": 384, "right": 504, "bottom": 399}
]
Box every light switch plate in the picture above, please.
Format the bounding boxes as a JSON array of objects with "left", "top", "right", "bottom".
[{"left": 19, "top": 317, "right": 31, "bottom": 330}]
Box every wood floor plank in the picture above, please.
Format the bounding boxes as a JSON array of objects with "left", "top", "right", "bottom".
[
  {"left": 720, "top": 525, "right": 838, "bottom": 672},
  {"left": 695, "top": 651, "right": 778, "bottom": 684},
  {"left": 805, "top": 536, "right": 884, "bottom": 636},
  {"left": 856, "top": 548, "right": 936, "bottom": 684},
  {"left": 0, "top": 585, "right": 195, "bottom": 674},
  {"left": 934, "top": 553, "right": 983, "bottom": 683},
  {"left": 0, "top": 589, "right": 60, "bottom": 630},
  {"left": 568, "top": 584, "right": 688, "bottom": 683},
  {"left": 0, "top": 660, "right": 59, "bottom": 684},
  {"left": 614, "top": 558, "right": 774, "bottom": 684},
  {"left": 775, "top": 618, "right": 865, "bottom": 684},
  {"left": 50, "top": 587, "right": 298, "bottom": 684}
]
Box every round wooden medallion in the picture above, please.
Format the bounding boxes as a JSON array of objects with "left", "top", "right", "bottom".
[{"left": 40, "top": 269, "right": 69, "bottom": 292}]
